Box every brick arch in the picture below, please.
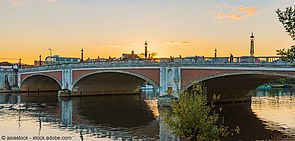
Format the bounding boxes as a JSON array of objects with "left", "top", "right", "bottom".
[
  {"left": 20, "top": 71, "right": 62, "bottom": 86},
  {"left": 71, "top": 70, "right": 160, "bottom": 91},
  {"left": 72, "top": 68, "right": 160, "bottom": 85},
  {"left": 20, "top": 73, "right": 62, "bottom": 89},
  {"left": 181, "top": 71, "right": 295, "bottom": 93}
]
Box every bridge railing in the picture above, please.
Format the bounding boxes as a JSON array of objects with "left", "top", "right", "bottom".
[{"left": 19, "top": 56, "right": 293, "bottom": 72}]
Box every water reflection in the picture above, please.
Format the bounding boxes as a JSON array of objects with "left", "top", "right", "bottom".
[
  {"left": 251, "top": 88, "right": 295, "bottom": 137},
  {"left": 1, "top": 88, "right": 295, "bottom": 140},
  {"left": 0, "top": 93, "right": 20, "bottom": 104},
  {"left": 60, "top": 98, "right": 73, "bottom": 127},
  {"left": 0, "top": 92, "right": 160, "bottom": 140},
  {"left": 142, "top": 90, "right": 159, "bottom": 118}
]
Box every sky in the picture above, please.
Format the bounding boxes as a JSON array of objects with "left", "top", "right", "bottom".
[{"left": 0, "top": 0, "right": 294, "bottom": 64}]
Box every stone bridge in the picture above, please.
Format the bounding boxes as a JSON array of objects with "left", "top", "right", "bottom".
[{"left": 18, "top": 61, "right": 295, "bottom": 101}]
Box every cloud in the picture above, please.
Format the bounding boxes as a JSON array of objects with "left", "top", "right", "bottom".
[
  {"left": 238, "top": 7, "right": 257, "bottom": 16},
  {"left": 214, "top": 4, "right": 257, "bottom": 21},
  {"left": 215, "top": 13, "right": 242, "bottom": 20}
]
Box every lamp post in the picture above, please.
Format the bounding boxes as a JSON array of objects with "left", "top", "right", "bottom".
[
  {"left": 49, "top": 48, "right": 52, "bottom": 57},
  {"left": 39, "top": 55, "right": 42, "bottom": 66},
  {"left": 18, "top": 58, "right": 21, "bottom": 69},
  {"left": 81, "top": 48, "right": 84, "bottom": 62},
  {"left": 145, "top": 41, "right": 148, "bottom": 59},
  {"left": 49, "top": 48, "right": 52, "bottom": 64}
]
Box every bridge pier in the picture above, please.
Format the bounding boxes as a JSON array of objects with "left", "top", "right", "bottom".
[
  {"left": 57, "top": 68, "right": 73, "bottom": 97},
  {"left": 58, "top": 89, "right": 72, "bottom": 97},
  {"left": 159, "top": 66, "right": 181, "bottom": 97},
  {"left": 0, "top": 68, "right": 18, "bottom": 92},
  {"left": 61, "top": 68, "right": 73, "bottom": 90}
]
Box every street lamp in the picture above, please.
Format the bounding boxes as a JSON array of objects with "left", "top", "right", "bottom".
[
  {"left": 49, "top": 48, "right": 52, "bottom": 56},
  {"left": 49, "top": 48, "right": 52, "bottom": 64}
]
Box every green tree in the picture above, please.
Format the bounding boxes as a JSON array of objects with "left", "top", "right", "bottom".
[
  {"left": 276, "top": 46, "right": 295, "bottom": 62},
  {"left": 276, "top": 6, "right": 295, "bottom": 62},
  {"left": 164, "top": 84, "right": 238, "bottom": 141}
]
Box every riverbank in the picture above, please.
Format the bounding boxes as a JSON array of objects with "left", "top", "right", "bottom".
[{"left": 257, "top": 84, "right": 295, "bottom": 90}]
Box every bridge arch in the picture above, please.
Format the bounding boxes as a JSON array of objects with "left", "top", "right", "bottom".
[
  {"left": 181, "top": 71, "right": 294, "bottom": 102},
  {"left": 20, "top": 74, "right": 62, "bottom": 91},
  {"left": 71, "top": 70, "right": 159, "bottom": 95}
]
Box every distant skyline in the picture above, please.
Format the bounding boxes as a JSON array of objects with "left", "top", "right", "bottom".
[{"left": 0, "top": 0, "right": 294, "bottom": 64}]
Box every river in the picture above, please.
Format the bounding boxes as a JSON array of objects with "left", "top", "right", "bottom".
[{"left": 0, "top": 88, "right": 295, "bottom": 140}]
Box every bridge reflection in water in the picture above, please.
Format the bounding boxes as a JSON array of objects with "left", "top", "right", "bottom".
[
  {"left": 0, "top": 92, "right": 162, "bottom": 140},
  {"left": 0, "top": 89, "right": 295, "bottom": 140}
]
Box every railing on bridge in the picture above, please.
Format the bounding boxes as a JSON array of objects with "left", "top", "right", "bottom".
[{"left": 19, "top": 56, "right": 292, "bottom": 72}]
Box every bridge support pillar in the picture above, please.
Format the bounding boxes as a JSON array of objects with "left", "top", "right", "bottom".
[
  {"left": 159, "top": 66, "right": 181, "bottom": 97},
  {"left": 61, "top": 68, "right": 73, "bottom": 90},
  {"left": 58, "top": 89, "right": 71, "bottom": 97},
  {"left": 58, "top": 68, "right": 73, "bottom": 97}
]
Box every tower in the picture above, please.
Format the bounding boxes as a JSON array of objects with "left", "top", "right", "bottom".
[
  {"left": 144, "top": 41, "right": 148, "bottom": 59},
  {"left": 81, "top": 48, "right": 84, "bottom": 62},
  {"left": 250, "top": 33, "right": 255, "bottom": 57},
  {"left": 214, "top": 48, "right": 217, "bottom": 58}
]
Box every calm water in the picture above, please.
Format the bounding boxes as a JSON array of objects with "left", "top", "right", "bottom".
[{"left": 0, "top": 89, "right": 295, "bottom": 140}]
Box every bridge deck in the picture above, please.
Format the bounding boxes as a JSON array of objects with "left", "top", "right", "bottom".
[{"left": 19, "top": 61, "right": 293, "bottom": 73}]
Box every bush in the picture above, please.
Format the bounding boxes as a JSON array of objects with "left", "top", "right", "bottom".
[{"left": 164, "top": 84, "right": 239, "bottom": 141}]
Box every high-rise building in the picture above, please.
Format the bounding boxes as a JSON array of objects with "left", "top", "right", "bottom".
[{"left": 250, "top": 33, "right": 255, "bottom": 57}]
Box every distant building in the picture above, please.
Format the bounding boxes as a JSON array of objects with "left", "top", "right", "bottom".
[
  {"left": 121, "top": 51, "right": 140, "bottom": 60},
  {"left": 240, "top": 56, "right": 259, "bottom": 63},
  {"left": 45, "top": 55, "right": 81, "bottom": 65},
  {"left": 184, "top": 56, "right": 205, "bottom": 62},
  {"left": 19, "top": 64, "right": 34, "bottom": 69},
  {"left": 84, "top": 58, "right": 107, "bottom": 63},
  {"left": 0, "top": 62, "right": 15, "bottom": 69},
  {"left": 34, "top": 60, "right": 46, "bottom": 67}
]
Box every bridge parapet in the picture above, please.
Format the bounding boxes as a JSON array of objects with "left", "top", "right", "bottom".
[
  {"left": 19, "top": 59, "right": 293, "bottom": 73},
  {"left": 19, "top": 62, "right": 161, "bottom": 73}
]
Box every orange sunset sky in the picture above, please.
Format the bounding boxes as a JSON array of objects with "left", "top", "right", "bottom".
[{"left": 0, "top": 0, "right": 294, "bottom": 64}]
